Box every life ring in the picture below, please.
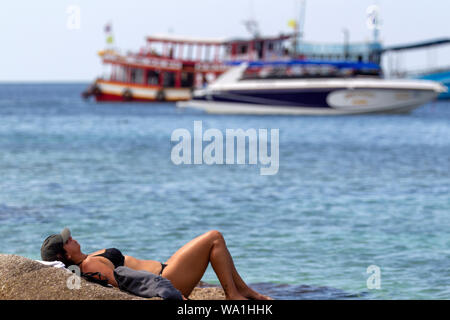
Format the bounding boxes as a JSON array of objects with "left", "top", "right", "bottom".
[
  {"left": 155, "top": 90, "right": 165, "bottom": 102},
  {"left": 122, "top": 89, "right": 133, "bottom": 101}
]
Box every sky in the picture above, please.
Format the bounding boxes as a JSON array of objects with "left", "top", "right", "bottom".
[{"left": 0, "top": 0, "right": 449, "bottom": 81}]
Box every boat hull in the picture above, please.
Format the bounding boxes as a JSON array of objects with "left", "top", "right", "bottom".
[
  {"left": 178, "top": 78, "right": 444, "bottom": 115},
  {"left": 177, "top": 88, "right": 437, "bottom": 115},
  {"left": 179, "top": 100, "right": 429, "bottom": 115},
  {"left": 88, "top": 80, "right": 192, "bottom": 102}
]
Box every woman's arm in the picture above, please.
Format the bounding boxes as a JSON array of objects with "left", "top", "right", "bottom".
[{"left": 82, "top": 259, "right": 118, "bottom": 287}]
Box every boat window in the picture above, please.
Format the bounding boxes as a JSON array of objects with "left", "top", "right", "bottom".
[
  {"left": 241, "top": 64, "right": 381, "bottom": 80},
  {"left": 255, "top": 42, "right": 264, "bottom": 59},
  {"left": 239, "top": 45, "right": 248, "bottom": 54},
  {"left": 130, "top": 68, "right": 144, "bottom": 84},
  {"left": 147, "top": 70, "right": 160, "bottom": 85},
  {"left": 163, "top": 71, "right": 176, "bottom": 87},
  {"left": 181, "top": 72, "right": 194, "bottom": 88},
  {"left": 115, "top": 66, "right": 128, "bottom": 82},
  {"left": 224, "top": 45, "right": 232, "bottom": 57},
  {"left": 106, "top": 64, "right": 116, "bottom": 81}
]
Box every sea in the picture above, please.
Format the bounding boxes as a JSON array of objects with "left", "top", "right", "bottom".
[{"left": 0, "top": 83, "right": 448, "bottom": 300}]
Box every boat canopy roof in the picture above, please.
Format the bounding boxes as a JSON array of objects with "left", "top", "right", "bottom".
[
  {"left": 382, "top": 37, "right": 450, "bottom": 52},
  {"left": 147, "top": 33, "right": 227, "bottom": 45},
  {"left": 146, "top": 33, "right": 293, "bottom": 46},
  {"left": 227, "top": 60, "right": 381, "bottom": 70}
]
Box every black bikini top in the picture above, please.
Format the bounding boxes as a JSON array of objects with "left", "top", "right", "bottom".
[{"left": 94, "top": 248, "right": 125, "bottom": 268}]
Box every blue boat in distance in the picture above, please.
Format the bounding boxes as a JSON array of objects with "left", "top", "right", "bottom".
[{"left": 417, "top": 69, "right": 450, "bottom": 100}]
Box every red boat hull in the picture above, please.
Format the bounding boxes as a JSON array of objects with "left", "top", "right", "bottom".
[{"left": 85, "top": 80, "right": 192, "bottom": 102}]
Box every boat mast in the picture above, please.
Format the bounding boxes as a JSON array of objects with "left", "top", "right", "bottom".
[
  {"left": 366, "top": 4, "right": 381, "bottom": 43},
  {"left": 298, "top": 0, "right": 306, "bottom": 57},
  {"left": 291, "top": 0, "right": 306, "bottom": 58},
  {"left": 242, "top": 0, "right": 260, "bottom": 38},
  {"left": 366, "top": 4, "right": 382, "bottom": 65}
]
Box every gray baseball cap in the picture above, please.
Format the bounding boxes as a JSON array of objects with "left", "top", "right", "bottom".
[{"left": 40, "top": 228, "right": 71, "bottom": 261}]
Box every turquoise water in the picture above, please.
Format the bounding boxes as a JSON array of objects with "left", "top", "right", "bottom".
[{"left": 0, "top": 83, "right": 449, "bottom": 299}]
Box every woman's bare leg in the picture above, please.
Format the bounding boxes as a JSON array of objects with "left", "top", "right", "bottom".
[
  {"left": 207, "top": 233, "right": 273, "bottom": 300},
  {"left": 161, "top": 230, "right": 250, "bottom": 299},
  {"left": 189, "top": 231, "right": 271, "bottom": 299},
  {"left": 226, "top": 258, "right": 272, "bottom": 300}
]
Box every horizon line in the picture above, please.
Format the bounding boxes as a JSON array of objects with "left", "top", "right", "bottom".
[{"left": 0, "top": 80, "right": 91, "bottom": 84}]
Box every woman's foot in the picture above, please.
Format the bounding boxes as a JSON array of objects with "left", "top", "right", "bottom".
[
  {"left": 254, "top": 293, "right": 274, "bottom": 300},
  {"left": 225, "top": 293, "right": 249, "bottom": 300},
  {"left": 240, "top": 288, "right": 274, "bottom": 300},
  {"left": 248, "top": 292, "right": 274, "bottom": 300}
]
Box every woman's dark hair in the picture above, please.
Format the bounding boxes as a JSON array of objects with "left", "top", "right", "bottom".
[{"left": 56, "top": 248, "right": 74, "bottom": 267}]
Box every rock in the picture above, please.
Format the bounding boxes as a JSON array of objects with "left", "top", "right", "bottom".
[
  {"left": 0, "top": 254, "right": 225, "bottom": 300},
  {"left": 189, "top": 286, "right": 226, "bottom": 300}
]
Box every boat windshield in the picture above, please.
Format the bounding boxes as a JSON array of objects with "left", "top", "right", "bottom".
[{"left": 230, "top": 60, "right": 382, "bottom": 80}]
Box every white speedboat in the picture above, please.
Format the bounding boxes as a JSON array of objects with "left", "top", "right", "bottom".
[{"left": 178, "top": 61, "right": 446, "bottom": 115}]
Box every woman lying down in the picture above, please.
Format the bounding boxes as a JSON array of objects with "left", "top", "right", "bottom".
[{"left": 40, "top": 228, "right": 272, "bottom": 300}]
